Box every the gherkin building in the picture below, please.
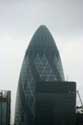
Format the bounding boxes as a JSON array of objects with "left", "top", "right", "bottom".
[{"left": 14, "top": 25, "right": 65, "bottom": 125}]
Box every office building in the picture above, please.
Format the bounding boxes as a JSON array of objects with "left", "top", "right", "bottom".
[
  {"left": 0, "top": 90, "right": 11, "bottom": 125},
  {"left": 14, "top": 25, "right": 65, "bottom": 125}
]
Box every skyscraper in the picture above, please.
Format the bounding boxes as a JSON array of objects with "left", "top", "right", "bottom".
[
  {"left": 14, "top": 25, "right": 65, "bottom": 125},
  {"left": 0, "top": 90, "right": 11, "bottom": 125}
]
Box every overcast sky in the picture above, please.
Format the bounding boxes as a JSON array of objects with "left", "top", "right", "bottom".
[{"left": 0, "top": 0, "right": 83, "bottom": 123}]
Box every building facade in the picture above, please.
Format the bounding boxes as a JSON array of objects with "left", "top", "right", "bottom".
[
  {"left": 0, "top": 90, "right": 11, "bottom": 125},
  {"left": 14, "top": 25, "right": 65, "bottom": 125}
]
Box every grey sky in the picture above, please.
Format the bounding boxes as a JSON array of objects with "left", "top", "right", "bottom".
[{"left": 0, "top": 0, "right": 83, "bottom": 123}]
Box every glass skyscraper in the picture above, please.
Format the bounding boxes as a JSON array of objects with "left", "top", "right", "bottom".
[
  {"left": 14, "top": 25, "right": 65, "bottom": 125},
  {"left": 0, "top": 90, "right": 11, "bottom": 125}
]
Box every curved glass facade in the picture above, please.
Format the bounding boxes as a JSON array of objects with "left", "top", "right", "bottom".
[{"left": 14, "top": 25, "right": 65, "bottom": 125}]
